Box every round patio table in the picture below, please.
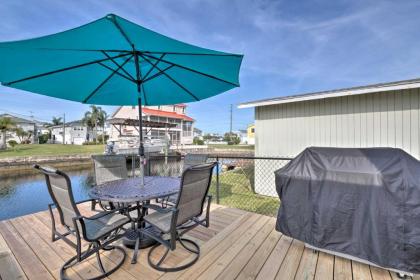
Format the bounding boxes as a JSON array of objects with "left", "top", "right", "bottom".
[{"left": 88, "top": 176, "right": 180, "bottom": 264}]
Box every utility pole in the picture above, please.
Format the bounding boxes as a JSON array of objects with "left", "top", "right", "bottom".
[
  {"left": 230, "top": 104, "right": 233, "bottom": 142},
  {"left": 63, "top": 113, "right": 66, "bottom": 145}
]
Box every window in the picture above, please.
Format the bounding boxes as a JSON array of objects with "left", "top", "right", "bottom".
[
  {"left": 251, "top": 128, "right": 255, "bottom": 133},
  {"left": 182, "top": 121, "right": 192, "bottom": 137}
]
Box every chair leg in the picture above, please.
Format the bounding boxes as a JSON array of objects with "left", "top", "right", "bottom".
[
  {"left": 131, "top": 236, "right": 140, "bottom": 264},
  {"left": 147, "top": 237, "right": 200, "bottom": 272},
  {"left": 96, "top": 251, "right": 106, "bottom": 274},
  {"left": 60, "top": 245, "right": 126, "bottom": 280},
  {"left": 91, "top": 200, "right": 97, "bottom": 211}
]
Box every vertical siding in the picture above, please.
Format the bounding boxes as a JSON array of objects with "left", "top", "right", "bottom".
[{"left": 255, "top": 89, "right": 420, "bottom": 159}]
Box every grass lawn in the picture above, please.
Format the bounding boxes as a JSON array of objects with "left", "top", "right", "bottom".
[
  {"left": 209, "top": 169, "right": 279, "bottom": 216},
  {"left": 208, "top": 144, "right": 254, "bottom": 150},
  {"left": 0, "top": 144, "right": 105, "bottom": 158}
]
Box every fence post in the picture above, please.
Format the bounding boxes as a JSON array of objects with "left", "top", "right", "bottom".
[{"left": 216, "top": 155, "right": 220, "bottom": 204}]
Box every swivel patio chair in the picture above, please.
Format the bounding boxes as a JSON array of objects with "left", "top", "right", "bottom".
[
  {"left": 91, "top": 155, "right": 128, "bottom": 211},
  {"left": 161, "top": 153, "right": 209, "bottom": 207},
  {"left": 141, "top": 162, "right": 216, "bottom": 272},
  {"left": 34, "top": 164, "right": 130, "bottom": 280}
]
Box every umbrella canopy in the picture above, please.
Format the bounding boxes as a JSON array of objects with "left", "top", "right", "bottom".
[
  {"left": 0, "top": 14, "right": 242, "bottom": 182},
  {"left": 0, "top": 14, "right": 243, "bottom": 106}
]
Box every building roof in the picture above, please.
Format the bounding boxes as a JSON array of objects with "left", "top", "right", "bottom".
[
  {"left": 49, "top": 120, "right": 84, "bottom": 129},
  {"left": 238, "top": 77, "right": 420, "bottom": 108},
  {"left": 0, "top": 113, "right": 36, "bottom": 124},
  {"left": 111, "top": 105, "right": 193, "bottom": 121},
  {"left": 142, "top": 107, "right": 194, "bottom": 121},
  {"left": 108, "top": 118, "right": 176, "bottom": 128}
]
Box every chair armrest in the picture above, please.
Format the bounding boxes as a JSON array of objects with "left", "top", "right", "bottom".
[
  {"left": 83, "top": 206, "right": 128, "bottom": 221},
  {"left": 143, "top": 203, "right": 177, "bottom": 214},
  {"left": 75, "top": 198, "right": 95, "bottom": 205}
]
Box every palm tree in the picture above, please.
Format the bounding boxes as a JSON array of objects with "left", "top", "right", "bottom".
[
  {"left": 97, "top": 108, "right": 108, "bottom": 143},
  {"left": 83, "top": 106, "right": 108, "bottom": 144},
  {"left": 0, "top": 117, "right": 16, "bottom": 149},
  {"left": 51, "top": 116, "right": 63, "bottom": 126},
  {"left": 82, "top": 111, "right": 95, "bottom": 143}
]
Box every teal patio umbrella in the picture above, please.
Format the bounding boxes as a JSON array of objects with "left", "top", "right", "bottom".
[{"left": 0, "top": 14, "right": 242, "bottom": 179}]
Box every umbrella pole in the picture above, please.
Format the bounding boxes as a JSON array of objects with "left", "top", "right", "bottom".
[{"left": 138, "top": 97, "right": 145, "bottom": 186}]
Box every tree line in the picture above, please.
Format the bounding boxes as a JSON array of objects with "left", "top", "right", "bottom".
[{"left": 0, "top": 105, "right": 109, "bottom": 149}]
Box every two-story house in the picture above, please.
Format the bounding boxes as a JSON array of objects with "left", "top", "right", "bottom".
[
  {"left": 50, "top": 120, "right": 102, "bottom": 145},
  {"left": 0, "top": 113, "right": 39, "bottom": 144},
  {"left": 109, "top": 104, "right": 194, "bottom": 145}
]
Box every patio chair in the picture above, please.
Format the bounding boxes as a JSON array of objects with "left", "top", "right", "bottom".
[
  {"left": 161, "top": 153, "right": 209, "bottom": 207},
  {"left": 182, "top": 153, "right": 209, "bottom": 171},
  {"left": 34, "top": 164, "right": 130, "bottom": 280},
  {"left": 141, "top": 162, "right": 216, "bottom": 272},
  {"left": 91, "top": 155, "right": 128, "bottom": 211}
]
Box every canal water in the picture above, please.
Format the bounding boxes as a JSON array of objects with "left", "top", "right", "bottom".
[{"left": 0, "top": 166, "right": 94, "bottom": 221}]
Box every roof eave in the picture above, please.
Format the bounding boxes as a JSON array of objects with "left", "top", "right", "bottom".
[{"left": 238, "top": 80, "right": 420, "bottom": 109}]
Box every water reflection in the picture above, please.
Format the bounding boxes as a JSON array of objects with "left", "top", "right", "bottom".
[{"left": 0, "top": 166, "right": 94, "bottom": 221}]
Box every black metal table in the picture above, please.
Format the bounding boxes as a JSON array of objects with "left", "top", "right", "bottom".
[{"left": 89, "top": 176, "right": 180, "bottom": 264}]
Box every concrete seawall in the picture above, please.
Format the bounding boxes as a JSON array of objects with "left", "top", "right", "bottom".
[{"left": 0, "top": 155, "right": 93, "bottom": 173}]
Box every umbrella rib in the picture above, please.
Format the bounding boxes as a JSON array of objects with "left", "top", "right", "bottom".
[
  {"left": 142, "top": 53, "right": 239, "bottom": 87},
  {"left": 82, "top": 55, "right": 134, "bottom": 103},
  {"left": 107, "top": 15, "right": 134, "bottom": 47},
  {"left": 3, "top": 52, "right": 132, "bottom": 86},
  {"left": 140, "top": 54, "right": 199, "bottom": 101},
  {"left": 101, "top": 51, "right": 136, "bottom": 81},
  {"left": 142, "top": 51, "right": 243, "bottom": 57},
  {"left": 97, "top": 62, "right": 136, "bottom": 83},
  {"left": 142, "top": 65, "right": 174, "bottom": 83},
  {"left": 142, "top": 54, "right": 166, "bottom": 81}
]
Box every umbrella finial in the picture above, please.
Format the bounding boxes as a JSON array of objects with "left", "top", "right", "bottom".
[{"left": 106, "top": 14, "right": 116, "bottom": 20}]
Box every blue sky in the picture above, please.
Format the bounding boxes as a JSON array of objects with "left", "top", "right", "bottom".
[{"left": 1, "top": 0, "right": 420, "bottom": 133}]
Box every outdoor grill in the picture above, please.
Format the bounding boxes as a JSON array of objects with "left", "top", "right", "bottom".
[{"left": 275, "top": 147, "right": 420, "bottom": 275}]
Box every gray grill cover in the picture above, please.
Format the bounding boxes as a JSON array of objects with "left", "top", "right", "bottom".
[{"left": 275, "top": 147, "right": 420, "bottom": 273}]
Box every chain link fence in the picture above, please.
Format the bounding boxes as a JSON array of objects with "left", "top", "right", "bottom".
[{"left": 142, "top": 154, "right": 292, "bottom": 216}]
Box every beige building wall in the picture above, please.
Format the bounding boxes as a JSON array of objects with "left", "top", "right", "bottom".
[
  {"left": 254, "top": 88, "right": 420, "bottom": 196},
  {"left": 255, "top": 88, "right": 420, "bottom": 159}
]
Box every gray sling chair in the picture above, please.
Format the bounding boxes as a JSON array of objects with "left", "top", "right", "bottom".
[
  {"left": 91, "top": 155, "right": 128, "bottom": 211},
  {"left": 141, "top": 162, "right": 216, "bottom": 272},
  {"left": 161, "top": 153, "right": 209, "bottom": 208},
  {"left": 34, "top": 165, "right": 130, "bottom": 280}
]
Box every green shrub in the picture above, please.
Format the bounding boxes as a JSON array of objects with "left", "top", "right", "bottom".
[
  {"left": 96, "top": 134, "right": 109, "bottom": 144},
  {"left": 38, "top": 134, "right": 49, "bottom": 144},
  {"left": 193, "top": 137, "right": 204, "bottom": 145},
  {"left": 7, "top": 140, "right": 17, "bottom": 148}
]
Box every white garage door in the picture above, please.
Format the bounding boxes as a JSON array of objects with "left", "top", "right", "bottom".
[{"left": 73, "top": 137, "right": 85, "bottom": 145}]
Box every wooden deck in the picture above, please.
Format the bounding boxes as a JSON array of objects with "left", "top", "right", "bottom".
[{"left": 0, "top": 203, "right": 417, "bottom": 280}]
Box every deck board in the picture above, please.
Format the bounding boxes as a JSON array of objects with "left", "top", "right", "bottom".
[{"left": 0, "top": 204, "right": 416, "bottom": 280}]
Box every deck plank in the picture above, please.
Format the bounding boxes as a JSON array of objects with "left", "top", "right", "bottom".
[
  {"left": 0, "top": 221, "right": 55, "bottom": 280},
  {"left": 10, "top": 217, "right": 83, "bottom": 280},
  {"left": 202, "top": 218, "right": 275, "bottom": 280},
  {"left": 159, "top": 211, "right": 252, "bottom": 280},
  {"left": 275, "top": 239, "right": 305, "bottom": 280},
  {"left": 174, "top": 214, "right": 268, "bottom": 279},
  {"left": 236, "top": 229, "right": 282, "bottom": 280},
  {"left": 294, "top": 247, "right": 319, "bottom": 280},
  {"left": 370, "top": 266, "right": 393, "bottom": 280},
  {"left": 21, "top": 213, "right": 114, "bottom": 280},
  {"left": 0, "top": 205, "right": 417, "bottom": 280},
  {"left": 352, "top": 261, "right": 373, "bottom": 280},
  {"left": 334, "top": 256, "right": 353, "bottom": 280},
  {"left": 314, "top": 252, "right": 334, "bottom": 280},
  {"left": 256, "top": 234, "right": 293, "bottom": 280}
]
